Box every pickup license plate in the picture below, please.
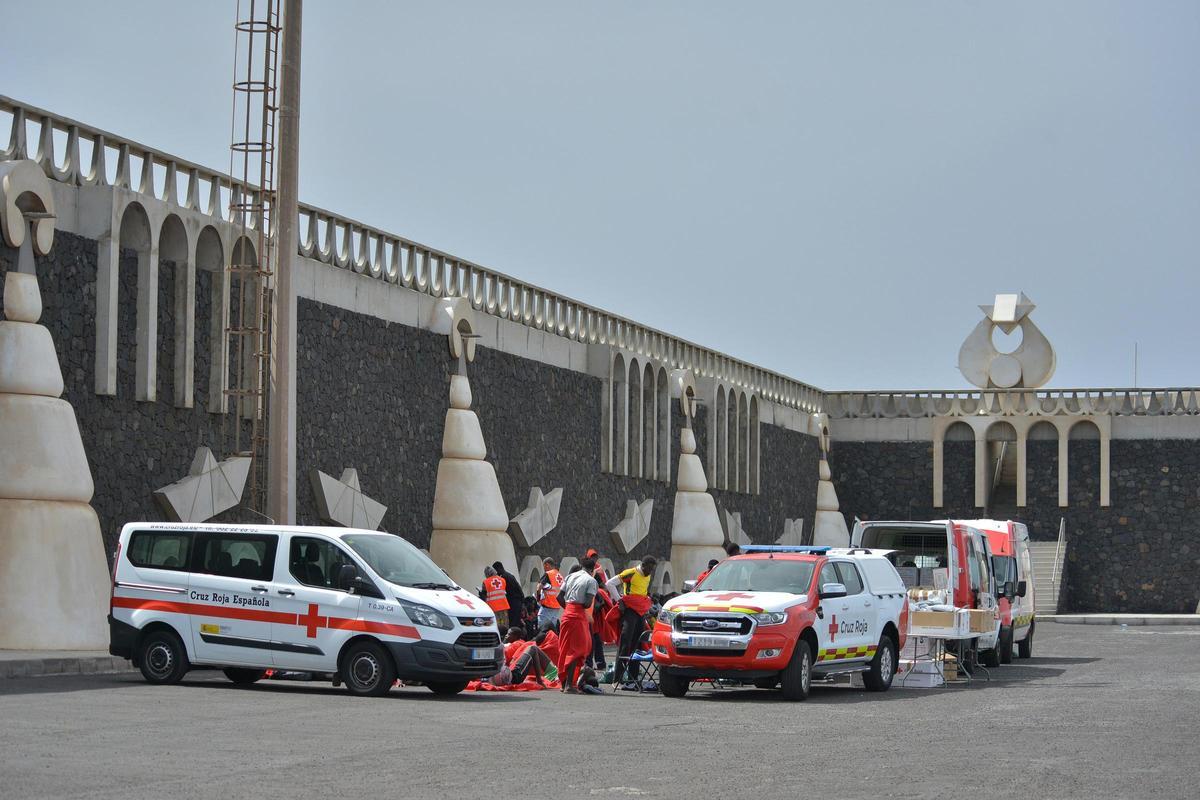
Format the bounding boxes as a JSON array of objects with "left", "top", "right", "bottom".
[
  {"left": 471, "top": 648, "right": 493, "bottom": 660},
  {"left": 688, "top": 636, "right": 736, "bottom": 649}
]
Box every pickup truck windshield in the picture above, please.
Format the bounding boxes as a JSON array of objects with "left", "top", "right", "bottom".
[
  {"left": 342, "top": 534, "right": 456, "bottom": 589},
  {"left": 698, "top": 560, "right": 815, "bottom": 595}
]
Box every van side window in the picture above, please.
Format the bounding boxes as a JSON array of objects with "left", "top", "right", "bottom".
[
  {"left": 290, "top": 537, "right": 358, "bottom": 590},
  {"left": 127, "top": 531, "right": 190, "bottom": 571},
  {"left": 834, "top": 562, "right": 864, "bottom": 594},
  {"left": 195, "top": 534, "right": 278, "bottom": 581}
]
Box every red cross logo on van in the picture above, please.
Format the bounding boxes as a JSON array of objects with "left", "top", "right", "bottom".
[
  {"left": 454, "top": 596, "right": 476, "bottom": 609},
  {"left": 298, "top": 603, "right": 328, "bottom": 638},
  {"left": 827, "top": 615, "right": 838, "bottom": 642}
]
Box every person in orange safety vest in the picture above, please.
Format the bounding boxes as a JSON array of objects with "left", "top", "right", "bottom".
[
  {"left": 482, "top": 566, "right": 510, "bottom": 630},
  {"left": 536, "top": 557, "right": 566, "bottom": 629}
]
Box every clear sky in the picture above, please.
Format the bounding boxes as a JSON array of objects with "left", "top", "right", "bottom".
[{"left": 4, "top": 1, "right": 1197, "bottom": 390}]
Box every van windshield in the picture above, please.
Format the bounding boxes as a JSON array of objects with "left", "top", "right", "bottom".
[
  {"left": 698, "top": 559, "right": 815, "bottom": 595},
  {"left": 342, "top": 534, "right": 456, "bottom": 590}
]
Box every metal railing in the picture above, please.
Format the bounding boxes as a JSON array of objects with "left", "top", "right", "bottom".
[
  {"left": 0, "top": 94, "right": 825, "bottom": 413},
  {"left": 1050, "top": 517, "right": 1067, "bottom": 613}
]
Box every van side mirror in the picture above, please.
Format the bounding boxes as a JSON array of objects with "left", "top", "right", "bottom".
[
  {"left": 336, "top": 563, "right": 358, "bottom": 590},
  {"left": 682, "top": 580, "right": 697, "bottom": 593},
  {"left": 1017, "top": 580, "right": 1027, "bottom": 598},
  {"left": 819, "top": 582, "right": 848, "bottom": 600},
  {"left": 1005, "top": 581, "right": 1017, "bottom": 599},
  {"left": 351, "top": 577, "right": 384, "bottom": 599}
]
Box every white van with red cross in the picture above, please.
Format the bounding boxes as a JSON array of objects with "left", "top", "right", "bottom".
[
  {"left": 651, "top": 546, "right": 909, "bottom": 700},
  {"left": 108, "top": 523, "right": 502, "bottom": 696}
]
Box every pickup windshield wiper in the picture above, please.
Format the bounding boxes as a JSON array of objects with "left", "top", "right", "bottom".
[{"left": 408, "top": 581, "right": 457, "bottom": 591}]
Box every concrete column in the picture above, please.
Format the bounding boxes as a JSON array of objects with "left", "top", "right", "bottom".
[
  {"left": 1100, "top": 431, "right": 1111, "bottom": 507},
  {"left": 1016, "top": 432, "right": 1027, "bottom": 507},
  {"left": 173, "top": 252, "right": 196, "bottom": 408},
  {"left": 94, "top": 238, "right": 118, "bottom": 396},
  {"left": 135, "top": 246, "right": 159, "bottom": 402},
  {"left": 974, "top": 431, "right": 988, "bottom": 508},
  {"left": 208, "top": 267, "right": 230, "bottom": 414},
  {"left": 932, "top": 434, "right": 944, "bottom": 508},
  {"left": 1058, "top": 433, "right": 1069, "bottom": 507},
  {"left": 267, "top": 0, "right": 302, "bottom": 523}
]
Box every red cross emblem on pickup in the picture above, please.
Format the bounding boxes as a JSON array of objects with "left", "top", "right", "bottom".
[
  {"left": 298, "top": 603, "right": 328, "bottom": 639},
  {"left": 827, "top": 614, "right": 838, "bottom": 642},
  {"left": 706, "top": 592, "right": 754, "bottom": 601}
]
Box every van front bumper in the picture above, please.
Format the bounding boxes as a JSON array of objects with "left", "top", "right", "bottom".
[{"left": 385, "top": 640, "right": 504, "bottom": 682}]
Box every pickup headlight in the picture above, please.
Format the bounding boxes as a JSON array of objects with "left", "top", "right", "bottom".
[
  {"left": 397, "top": 599, "right": 453, "bottom": 630},
  {"left": 753, "top": 611, "right": 787, "bottom": 626},
  {"left": 657, "top": 608, "right": 677, "bottom": 625}
]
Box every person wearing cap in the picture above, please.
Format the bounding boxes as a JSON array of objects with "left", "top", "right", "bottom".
[
  {"left": 613, "top": 556, "right": 657, "bottom": 689},
  {"left": 556, "top": 556, "right": 600, "bottom": 693},
  {"left": 585, "top": 548, "right": 611, "bottom": 671}
]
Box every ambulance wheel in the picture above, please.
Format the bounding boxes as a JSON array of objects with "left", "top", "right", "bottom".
[
  {"left": 223, "top": 668, "right": 266, "bottom": 685},
  {"left": 863, "top": 635, "right": 896, "bottom": 692},
  {"left": 779, "top": 641, "right": 813, "bottom": 701},
  {"left": 658, "top": 668, "right": 689, "bottom": 698},
  {"left": 138, "top": 629, "right": 189, "bottom": 685},
  {"left": 999, "top": 627, "right": 1014, "bottom": 664},
  {"left": 980, "top": 644, "right": 1001, "bottom": 668},
  {"left": 1017, "top": 625, "right": 1034, "bottom": 659},
  {"left": 341, "top": 641, "right": 396, "bottom": 697},
  {"left": 426, "top": 681, "right": 469, "bottom": 696}
]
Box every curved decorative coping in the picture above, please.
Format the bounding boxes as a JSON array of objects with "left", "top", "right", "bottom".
[{"left": 823, "top": 389, "right": 1200, "bottom": 419}]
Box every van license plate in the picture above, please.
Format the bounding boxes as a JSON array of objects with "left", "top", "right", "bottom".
[
  {"left": 471, "top": 648, "right": 493, "bottom": 660},
  {"left": 688, "top": 636, "right": 734, "bottom": 648}
]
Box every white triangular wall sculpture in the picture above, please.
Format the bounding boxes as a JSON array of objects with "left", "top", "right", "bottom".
[
  {"left": 509, "top": 487, "right": 563, "bottom": 549},
  {"left": 777, "top": 518, "right": 805, "bottom": 547},
  {"left": 610, "top": 498, "right": 653, "bottom": 555},
  {"left": 811, "top": 413, "right": 850, "bottom": 547},
  {"left": 719, "top": 507, "right": 752, "bottom": 547},
  {"left": 310, "top": 468, "right": 387, "bottom": 530},
  {"left": 154, "top": 447, "right": 251, "bottom": 523},
  {"left": 669, "top": 425, "right": 726, "bottom": 583}
]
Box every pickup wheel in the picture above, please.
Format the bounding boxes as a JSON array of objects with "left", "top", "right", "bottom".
[
  {"left": 779, "top": 641, "right": 813, "bottom": 701},
  {"left": 999, "top": 627, "right": 1014, "bottom": 664},
  {"left": 223, "top": 668, "right": 266, "bottom": 685},
  {"left": 1017, "top": 624, "right": 1034, "bottom": 659},
  {"left": 862, "top": 635, "right": 896, "bottom": 692},
  {"left": 341, "top": 641, "right": 396, "bottom": 697},
  {"left": 137, "top": 629, "right": 190, "bottom": 685},
  {"left": 658, "top": 667, "right": 689, "bottom": 698}
]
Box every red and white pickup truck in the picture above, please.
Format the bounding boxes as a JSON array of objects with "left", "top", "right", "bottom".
[{"left": 651, "top": 546, "right": 909, "bottom": 700}]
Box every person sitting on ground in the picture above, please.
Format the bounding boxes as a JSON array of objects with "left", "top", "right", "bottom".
[
  {"left": 556, "top": 556, "right": 599, "bottom": 694},
  {"left": 613, "top": 556, "right": 657, "bottom": 690},
  {"left": 493, "top": 626, "right": 552, "bottom": 687},
  {"left": 537, "top": 620, "right": 561, "bottom": 665}
]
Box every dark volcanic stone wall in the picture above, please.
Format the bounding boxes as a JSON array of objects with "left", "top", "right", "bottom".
[
  {"left": 295, "top": 298, "right": 819, "bottom": 566},
  {"left": 2, "top": 233, "right": 235, "bottom": 560},
  {"left": 830, "top": 438, "right": 1200, "bottom": 613}
]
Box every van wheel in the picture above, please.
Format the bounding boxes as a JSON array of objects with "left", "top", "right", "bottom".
[
  {"left": 980, "top": 644, "right": 1001, "bottom": 668},
  {"left": 779, "top": 641, "right": 813, "bottom": 701},
  {"left": 659, "top": 668, "right": 689, "bottom": 698},
  {"left": 223, "top": 668, "right": 266, "bottom": 685},
  {"left": 862, "top": 635, "right": 897, "bottom": 692},
  {"left": 138, "top": 630, "right": 189, "bottom": 685},
  {"left": 341, "top": 641, "right": 396, "bottom": 697},
  {"left": 1017, "top": 625, "right": 1034, "bottom": 659},
  {"left": 999, "top": 627, "right": 1014, "bottom": 664},
  {"left": 426, "top": 681, "right": 468, "bottom": 696}
]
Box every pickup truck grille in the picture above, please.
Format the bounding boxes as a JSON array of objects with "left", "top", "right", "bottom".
[{"left": 675, "top": 614, "right": 752, "bottom": 636}]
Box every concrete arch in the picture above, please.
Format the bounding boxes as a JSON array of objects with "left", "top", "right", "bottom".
[
  {"left": 737, "top": 391, "right": 749, "bottom": 492},
  {"left": 629, "top": 358, "right": 643, "bottom": 478},
  {"left": 195, "top": 226, "right": 227, "bottom": 413},
  {"left": 714, "top": 385, "right": 727, "bottom": 490},
  {"left": 656, "top": 367, "right": 670, "bottom": 482},
  {"left": 1067, "top": 419, "right": 1104, "bottom": 507},
  {"left": 611, "top": 353, "right": 628, "bottom": 475},
  {"left": 749, "top": 395, "right": 760, "bottom": 493},
  {"left": 117, "top": 201, "right": 159, "bottom": 402},
  {"left": 642, "top": 362, "right": 655, "bottom": 479},
  {"left": 159, "top": 214, "right": 192, "bottom": 408},
  {"left": 933, "top": 419, "right": 976, "bottom": 508}
]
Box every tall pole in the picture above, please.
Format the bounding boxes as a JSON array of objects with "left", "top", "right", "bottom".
[{"left": 269, "top": 0, "right": 302, "bottom": 524}]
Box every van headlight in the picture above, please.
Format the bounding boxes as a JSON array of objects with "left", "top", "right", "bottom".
[
  {"left": 397, "top": 599, "right": 452, "bottom": 630},
  {"left": 753, "top": 612, "right": 787, "bottom": 626},
  {"left": 657, "top": 608, "right": 677, "bottom": 625}
]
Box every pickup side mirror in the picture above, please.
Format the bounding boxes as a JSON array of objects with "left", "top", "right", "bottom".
[
  {"left": 682, "top": 580, "right": 697, "bottom": 593},
  {"left": 819, "top": 582, "right": 848, "bottom": 600},
  {"left": 1016, "top": 580, "right": 1028, "bottom": 598}
]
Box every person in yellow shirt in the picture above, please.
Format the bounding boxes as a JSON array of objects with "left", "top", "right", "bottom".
[{"left": 613, "top": 556, "right": 656, "bottom": 690}]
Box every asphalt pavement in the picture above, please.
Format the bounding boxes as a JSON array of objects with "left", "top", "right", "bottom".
[{"left": 1, "top": 622, "right": 1197, "bottom": 800}]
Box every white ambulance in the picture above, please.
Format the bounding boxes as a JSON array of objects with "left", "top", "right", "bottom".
[{"left": 108, "top": 523, "right": 502, "bottom": 696}]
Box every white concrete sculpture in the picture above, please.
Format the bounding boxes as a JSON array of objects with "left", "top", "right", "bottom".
[
  {"left": 310, "top": 467, "right": 387, "bottom": 530},
  {"left": 669, "top": 376, "right": 727, "bottom": 583},
  {"left": 518, "top": 555, "right": 546, "bottom": 593},
  {"left": 810, "top": 413, "right": 850, "bottom": 547},
  {"left": 777, "top": 518, "right": 805, "bottom": 547},
  {"left": 0, "top": 272, "right": 110, "bottom": 649},
  {"left": 428, "top": 371, "right": 518, "bottom": 588},
  {"left": 154, "top": 447, "right": 251, "bottom": 523},
  {"left": 958, "top": 292, "right": 1055, "bottom": 389},
  {"left": 509, "top": 487, "right": 563, "bottom": 549},
  {"left": 611, "top": 498, "right": 654, "bottom": 555},
  {"left": 719, "top": 508, "right": 751, "bottom": 547}
]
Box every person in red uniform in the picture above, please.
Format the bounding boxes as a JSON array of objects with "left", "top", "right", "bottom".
[
  {"left": 556, "top": 557, "right": 599, "bottom": 693},
  {"left": 586, "top": 548, "right": 612, "bottom": 670},
  {"left": 695, "top": 559, "right": 720, "bottom": 586},
  {"left": 482, "top": 566, "right": 510, "bottom": 631}
]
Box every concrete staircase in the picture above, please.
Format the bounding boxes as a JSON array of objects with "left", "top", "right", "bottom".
[{"left": 1029, "top": 539, "right": 1066, "bottom": 615}]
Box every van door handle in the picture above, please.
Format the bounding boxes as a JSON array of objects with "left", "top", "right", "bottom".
[
  {"left": 278, "top": 589, "right": 295, "bottom": 597},
  {"left": 250, "top": 585, "right": 268, "bottom": 593}
]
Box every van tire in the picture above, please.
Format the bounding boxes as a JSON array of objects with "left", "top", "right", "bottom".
[
  {"left": 659, "top": 668, "right": 689, "bottom": 698},
  {"left": 341, "top": 641, "right": 396, "bottom": 697},
  {"left": 426, "top": 681, "right": 469, "bottom": 696},
  {"left": 1017, "top": 624, "right": 1034, "bottom": 659},
  {"left": 223, "top": 668, "right": 266, "bottom": 685},
  {"left": 999, "top": 627, "right": 1014, "bottom": 664},
  {"left": 980, "top": 643, "right": 1001, "bottom": 668},
  {"left": 862, "top": 635, "right": 897, "bottom": 692},
  {"left": 138, "top": 629, "right": 189, "bottom": 685},
  {"left": 779, "top": 640, "right": 813, "bottom": 701}
]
